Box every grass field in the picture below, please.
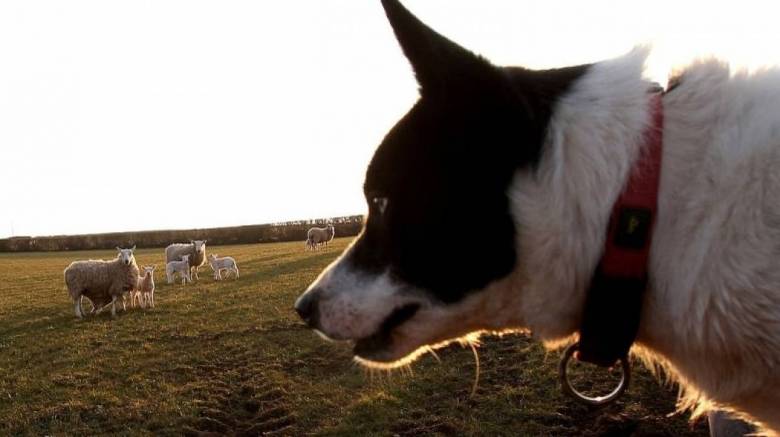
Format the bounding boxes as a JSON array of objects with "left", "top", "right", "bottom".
[{"left": 0, "top": 238, "right": 708, "bottom": 436}]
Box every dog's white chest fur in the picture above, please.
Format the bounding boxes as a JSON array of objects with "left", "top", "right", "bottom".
[
  {"left": 510, "top": 50, "right": 780, "bottom": 430},
  {"left": 648, "top": 59, "right": 780, "bottom": 424}
]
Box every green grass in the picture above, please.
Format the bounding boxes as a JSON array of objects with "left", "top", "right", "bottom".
[{"left": 0, "top": 238, "right": 707, "bottom": 436}]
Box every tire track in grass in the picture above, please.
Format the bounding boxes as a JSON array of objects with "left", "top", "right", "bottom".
[{"left": 179, "top": 345, "right": 296, "bottom": 436}]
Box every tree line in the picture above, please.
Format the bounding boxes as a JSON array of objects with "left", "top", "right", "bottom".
[{"left": 0, "top": 215, "right": 363, "bottom": 252}]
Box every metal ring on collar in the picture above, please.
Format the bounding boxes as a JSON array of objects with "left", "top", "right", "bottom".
[{"left": 559, "top": 342, "right": 631, "bottom": 407}]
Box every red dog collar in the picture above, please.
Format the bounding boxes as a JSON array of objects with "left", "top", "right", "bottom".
[
  {"left": 576, "top": 92, "right": 664, "bottom": 368},
  {"left": 601, "top": 93, "right": 664, "bottom": 278}
]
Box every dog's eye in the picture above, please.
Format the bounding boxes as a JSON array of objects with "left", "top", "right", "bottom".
[{"left": 372, "top": 196, "right": 389, "bottom": 215}]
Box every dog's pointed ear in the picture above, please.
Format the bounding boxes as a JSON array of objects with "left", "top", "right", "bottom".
[{"left": 381, "top": 0, "right": 496, "bottom": 97}]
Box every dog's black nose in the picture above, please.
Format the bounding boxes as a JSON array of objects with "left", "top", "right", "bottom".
[{"left": 295, "top": 289, "right": 320, "bottom": 328}]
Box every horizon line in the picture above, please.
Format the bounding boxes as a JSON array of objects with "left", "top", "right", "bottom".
[{"left": 0, "top": 214, "right": 364, "bottom": 241}]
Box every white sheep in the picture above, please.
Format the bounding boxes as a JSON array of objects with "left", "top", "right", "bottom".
[
  {"left": 207, "top": 254, "right": 239, "bottom": 280},
  {"left": 64, "top": 246, "right": 139, "bottom": 318},
  {"left": 306, "top": 225, "right": 334, "bottom": 250},
  {"left": 134, "top": 265, "right": 156, "bottom": 308},
  {"left": 165, "top": 240, "right": 206, "bottom": 281},
  {"left": 166, "top": 255, "right": 191, "bottom": 285}
]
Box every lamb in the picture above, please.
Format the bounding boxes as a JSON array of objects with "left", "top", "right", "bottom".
[
  {"left": 207, "top": 254, "right": 239, "bottom": 280},
  {"left": 64, "top": 246, "right": 139, "bottom": 318},
  {"left": 133, "top": 265, "right": 156, "bottom": 308},
  {"left": 166, "top": 255, "right": 191, "bottom": 285},
  {"left": 165, "top": 240, "right": 206, "bottom": 281},
  {"left": 306, "top": 225, "right": 334, "bottom": 250}
]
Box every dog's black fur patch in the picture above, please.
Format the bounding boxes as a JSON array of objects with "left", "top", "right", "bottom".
[{"left": 346, "top": 0, "right": 590, "bottom": 303}]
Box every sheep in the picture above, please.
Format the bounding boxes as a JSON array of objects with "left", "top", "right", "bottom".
[
  {"left": 165, "top": 240, "right": 206, "bottom": 281},
  {"left": 124, "top": 266, "right": 147, "bottom": 309},
  {"left": 64, "top": 246, "right": 139, "bottom": 319},
  {"left": 166, "top": 255, "right": 191, "bottom": 285},
  {"left": 126, "top": 266, "right": 150, "bottom": 309},
  {"left": 133, "top": 265, "right": 156, "bottom": 308},
  {"left": 306, "top": 225, "right": 334, "bottom": 250},
  {"left": 207, "top": 254, "right": 239, "bottom": 280}
]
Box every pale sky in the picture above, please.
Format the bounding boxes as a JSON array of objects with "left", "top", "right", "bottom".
[{"left": 1, "top": 0, "right": 778, "bottom": 238}]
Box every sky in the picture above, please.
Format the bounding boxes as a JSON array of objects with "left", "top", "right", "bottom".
[{"left": 1, "top": 0, "right": 779, "bottom": 238}]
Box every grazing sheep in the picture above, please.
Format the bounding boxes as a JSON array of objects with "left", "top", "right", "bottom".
[
  {"left": 207, "top": 254, "right": 239, "bottom": 280},
  {"left": 165, "top": 240, "right": 206, "bottom": 281},
  {"left": 166, "top": 255, "right": 191, "bottom": 285},
  {"left": 306, "top": 225, "right": 334, "bottom": 250},
  {"left": 64, "top": 246, "right": 139, "bottom": 318},
  {"left": 134, "top": 265, "right": 156, "bottom": 308}
]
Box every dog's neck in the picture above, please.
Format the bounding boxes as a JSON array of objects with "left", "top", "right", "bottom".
[{"left": 507, "top": 48, "right": 655, "bottom": 342}]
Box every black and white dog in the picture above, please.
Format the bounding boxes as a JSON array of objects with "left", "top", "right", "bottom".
[{"left": 296, "top": 0, "right": 780, "bottom": 432}]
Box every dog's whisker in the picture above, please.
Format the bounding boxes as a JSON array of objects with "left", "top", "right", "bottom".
[
  {"left": 469, "top": 340, "right": 480, "bottom": 399},
  {"left": 363, "top": 366, "right": 372, "bottom": 383},
  {"left": 426, "top": 346, "right": 442, "bottom": 364}
]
